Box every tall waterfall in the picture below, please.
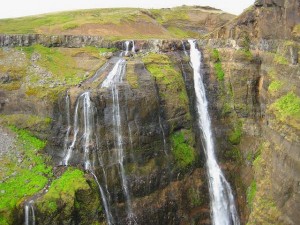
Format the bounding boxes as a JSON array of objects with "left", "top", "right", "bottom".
[
  {"left": 24, "top": 200, "right": 35, "bottom": 225},
  {"left": 101, "top": 58, "right": 136, "bottom": 223},
  {"left": 188, "top": 40, "right": 240, "bottom": 225}
]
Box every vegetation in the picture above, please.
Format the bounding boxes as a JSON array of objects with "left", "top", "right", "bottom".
[
  {"left": 4, "top": 45, "right": 106, "bottom": 102},
  {"left": 247, "top": 180, "right": 257, "bottom": 209},
  {"left": 0, "top": 126, "right": 52, "bottom": 224},
  {"left": 143, "top": 53, "right": 190, "bottom": 123},
  {"left": 126, "top": 61, "right": 139, "bottom": 89},
  {"left": 36, "top": 168, "right": 90, "bottom": 215},
  {"left": 0, "top": 114, "right": 51, "bottom": 138},
  {"left": 211, "top": 49, "right": 225, "bottom": 81},
  {"left": 228, "top": 120, "right": 243, "bottom": 145},
  {"left": 274, "top": 54, "right": 289, "bottom": 65},
  {"left": 171, "top": 129, "right": 196, "bottom": 168},
  {"left": 270, "top": 92, "right": 300, "bottom": 129},
  {"left": 268, "top": 80, "right": 283, "bottom": 94}
]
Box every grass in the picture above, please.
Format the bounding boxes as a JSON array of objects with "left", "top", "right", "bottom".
[
  {"left": 0, "top": 114, "right": 51, "bottom": 138},
  {"left": 0, "top": 126, "right": 52, "bottom": 224},
  {"left": 211, "top": 49, "right": 225, "bottom": 81},
  {"left": 270, "top": 92, "right": 300, "bottom": 129},
  {"left": 247, "top": 180, "right": 257, "bottom": 209},
  {"left": 36, "top": 168, "right": 89, "bottom": 215},
  {"left": 170, "top": 129, "right": 196, "bottom": 168},
  {"left": 11, "top": 45, "right": 106, "bottom": 102},
  {"left": 228, "top": 120, "right": 243, "bottom": 145},
  {"left": 268, "top": 80, "right": 283, "bottom": 94},
  {"left": 274, "top": 54, "right": 289, "bottom": 65}
]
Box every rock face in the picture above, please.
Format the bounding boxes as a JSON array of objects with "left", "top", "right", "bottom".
[
  {"left": 212, "top": 0, "right": 300, "bottom": 41},
  {"left": 201, "top": 37, "right": 300, "bottom": 224},
  {"left": 40, "top": 52, "right": 211, "bottom": 225}
]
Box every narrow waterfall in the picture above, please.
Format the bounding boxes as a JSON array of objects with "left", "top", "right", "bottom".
[
  {"left": 63, "top": 93, "right": 71, "bottom": 153},
  {"left": 101, "top": 58, "right": 136, "bottom": 223},
  {"left": 123, "top": 40, "right": 135, "bottom": 57},
  {"left": 63, "top": 95, "right": 80, "bottom": 166},
  {"left": 24, "top": 200, "right": 35, "bottom": 225},
  {"left": 188, "top": 40, "right": 240, "bottom": 225}
]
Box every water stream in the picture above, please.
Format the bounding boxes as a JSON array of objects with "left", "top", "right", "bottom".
[
  {"left": 188, "top": 39, "right": 240, "bottom": 225},
  {"left": 101, "top": 58, "right": 136, "bottom": 223},
  {"left": 24, "top": 200, "right": 35, "bottom": 225}
]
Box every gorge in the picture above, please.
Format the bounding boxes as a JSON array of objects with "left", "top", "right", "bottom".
[{"left": 0, "top": 1, "right": 300, "bottom": 225}]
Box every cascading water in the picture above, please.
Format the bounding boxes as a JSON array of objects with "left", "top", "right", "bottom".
[
  {"left": 122, "top": 40, "right": 135, "bottom": 57},
  {"left": 188, "top": 39, "right": 240, "bottom": 225},
  {"left": 101, "top": 58, "right": 136, "bottom": 223},
  {"left": 24, "top": 200, "right": 35, "bottom": 225}
]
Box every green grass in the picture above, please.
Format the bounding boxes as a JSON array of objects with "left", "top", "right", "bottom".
[
  {"left": 228, "top": 120, "right": 243, "bottom": 145},
  {"left": 36, "top": 168, "right": 89, "bottom": 215},
  {"left": 270, "top": 92, "right": 300, "bottom": 130},
  {"left": 268, "top": 80, "right": 283, "bottom": 94},
  {"left": 211, "top": 49, "right": 225, "bottom": 81},
  {"left": 247, "top": 180, "right": 257, "bottom": 209},
  {"left": 171, "top": 130, "right": 196, "bottom": 168},
  {"left": 274, "top": 54, "right": 289, "bottom": 65},
  {"left": 15, "top": 45, "right": 106, "bottom": 102},
  {"left": 0, "top": 126, "right": 52, "bottom": 224}
]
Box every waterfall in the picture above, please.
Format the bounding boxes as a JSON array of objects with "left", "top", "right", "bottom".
[
  {"left": 91, "top": 172, "right": 114, "bottom": 225},
  {"left": 82, "top": 92, "right": 94, "bottom": 170},
  {"left": 101, "top": 58, "right": 136, "bottom": 223},
  {"left": 122, "top": 40, "right": 135, "bottom": 57},
  {"left": 63, "top": 93, "right": 71, "bottom": 153},
  {"left": 24, "top": 200, "right": 35, "bottom": 225},
  {"left": 63, "top": 95, "right": 79, "bottom": 166},
  {"left": 188, "top": 40, "right": 240, "bottom": 225}
]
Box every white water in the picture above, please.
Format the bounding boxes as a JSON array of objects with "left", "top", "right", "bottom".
[
  {"left": 188, "top": 40, "right": 240, "bottom": 225},
  {"left": 24, "top": 200, "right": 35, "bottom": 225},
  {"left": 122, "top": 40, "right": 135, "bottom": 57},
  {"left": 101, "top": 58, "right": 136, "bottom": 223},
  {"left": 63, "top": 93, "right": 71, "bottom": 153},
  {"left": 62, "top": 93, "right": 82, "bottom": 166},
  {"left": 82, "top": 92, "right": 93, "bottom": 170},
  {"left": 91, "top": 171, "right": 114, "bottom": 225}
]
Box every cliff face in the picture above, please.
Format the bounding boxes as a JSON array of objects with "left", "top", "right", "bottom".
[
  {"left": 212, "top": 0, "right": 300, "bottom": 41},
  {"left": 0, "top": 3, "right": 300, "bottom": 225}
]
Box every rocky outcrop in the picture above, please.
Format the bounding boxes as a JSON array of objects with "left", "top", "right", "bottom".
[{"left": 211, "top": 0, "right": 300, "bottom": 41}]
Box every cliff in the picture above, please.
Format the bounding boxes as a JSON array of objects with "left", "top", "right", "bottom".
[{"left": 0, "top": 2, "right": 300, "bottom": 225}]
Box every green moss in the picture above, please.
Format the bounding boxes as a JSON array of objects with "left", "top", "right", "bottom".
[
  {"left": 271, "top": 92, "right": 300, "bottom": 121},
  {"left": 211, "top": 48, "right": 220, "bottom": 62},
  {"left": 143, "top": 53, "right": 190, "bottom": 122},
  {"left": 228, "top": 120, "right": 242, "bottom": 145},
  {"left": 214, "top": 62, "right": 225, "bottom": 81},
  {"left": 98, "top": 47, "right": 118, "bottom": 53},
  {"left": 268, "top": 80, "right": 283, "bottom": 94},
  {"left": 247, "top": 180, "right": 257, "bottom": 209},
  {"left": 211, "top": 49, "right": 225, "bottom": 81},
  {"left": 126, "top": 62, "right": 139, "bottom": 89},
  {"left": 171, "top": 130, "right": 196, "bottom": 168},
  {"left": 0, "top": 126, "right": 52, "bottom": 223},
  {"left": 13, "top": 45, "right": 106, "bottom": 102},
  {"left": 274, "top": 54, "right": 289, "bottom": 65},
  {"left": 36, "top": 168, "right": 89, "bottom": 215}
]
